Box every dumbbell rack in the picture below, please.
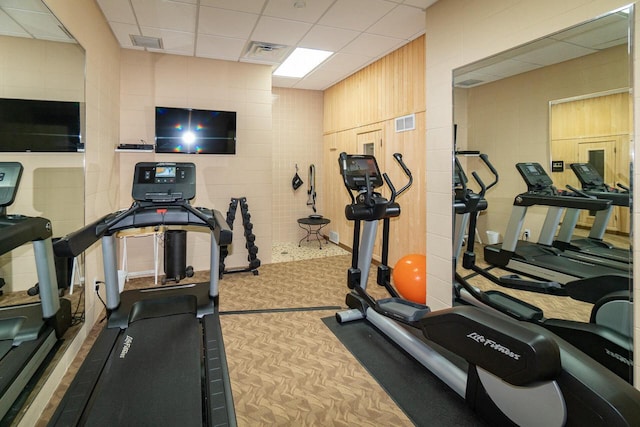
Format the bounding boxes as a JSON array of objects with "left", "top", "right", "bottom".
[{"left": 220, "top": 197, "right": 260, "bottom": 276}]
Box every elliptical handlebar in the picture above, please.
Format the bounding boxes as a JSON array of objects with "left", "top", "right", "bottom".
[
  {"left": 471, "top": 171, "right": 486, "bottom": 196},
  {"left": 455, "top": 151, "right": 499, "bottom": 199},
  {"left": 393, "top": 153, "right": 413, "bottom": 198},
  {"left": 383, "top": 173, "right": 397, "bottom": 203},
  {"left": 478, "top": 153, "right": 498, "bottom": 191}
]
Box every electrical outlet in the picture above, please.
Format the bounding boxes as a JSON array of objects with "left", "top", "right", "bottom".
[
  {"left": 523, "top": 229, "right": 531, "bottom": 240},
  {"left": 93, "top": 277, "right": 100, "bottom": 290}
]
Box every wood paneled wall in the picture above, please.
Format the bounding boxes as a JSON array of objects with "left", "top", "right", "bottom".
[
  {"left": 550, "top": 91, "right": 631, "bottom": 233},
  {"left": 322, "top": 36, "right": 426, "bottom": 266}
]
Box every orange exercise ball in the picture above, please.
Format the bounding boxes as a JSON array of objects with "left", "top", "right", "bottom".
[{"left": 392, "top": 254, "right": 427, "bottom": 304}]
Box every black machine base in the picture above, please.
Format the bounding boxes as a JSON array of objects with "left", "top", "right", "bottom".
[{"left": 163, "top": 229, "right": 194, "bottom": 284}]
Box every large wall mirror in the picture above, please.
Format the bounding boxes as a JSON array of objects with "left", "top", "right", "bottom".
[
  {"left": 0, "top": 1, "right": 85, "bottom": 422},
  {"left": 453, "top": 7, "right": 633, "bottom": 383}
]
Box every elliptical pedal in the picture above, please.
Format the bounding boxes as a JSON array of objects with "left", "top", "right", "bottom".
[{"left": 377, "top": 298, "right": 430, "bottom": 325}]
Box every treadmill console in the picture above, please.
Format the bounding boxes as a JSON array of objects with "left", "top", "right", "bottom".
[
  {"left": 570, "top": 163, "right": 606, "bottom": 190},
  {"left": 516, "top": 163, "right": 554, "bottom": 192},
  {"left": 340, "top": 154, "right": 383, "bottom": 190},
  {"left": 132, "top": 162, "right": 196, "bottom": 203},
  {"left": 0, "top": 162, "right": 23, "bottom": 211}
]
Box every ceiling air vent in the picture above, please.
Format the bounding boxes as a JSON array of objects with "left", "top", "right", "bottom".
[
  {"left": 395, "top": 114, "right": 415, "bottom": 133},
  {"left": 130, "top": 34, "right": 163, "bottom": 49},
  {"left": 244, "top": 41, "right": 291, "bottom": 63}
]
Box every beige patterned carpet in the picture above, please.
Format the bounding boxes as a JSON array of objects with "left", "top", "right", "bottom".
[
  {"left": 34, "top": 236, "right": 616, "bottom": 426},
  {"left": 37, "top": 255, "right": 415, "bottom": 426}
]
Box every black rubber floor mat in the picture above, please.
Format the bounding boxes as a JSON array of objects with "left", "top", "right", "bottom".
[{"left": 322, "top": 316, "right": 485, "bottom": 427}]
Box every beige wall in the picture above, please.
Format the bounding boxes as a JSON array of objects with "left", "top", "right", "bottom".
[
  {"left": 425, "top": 0, "right": 640, "bottom": 386},
  {"left": 0, "top": 37, "right": 84, "bottom": 291},
  {"left": 22, "top": 0, "right": 122, "bottom": 424},
  {"left": 457, "top": 44, "right": 629, "bottom": 240},
  {"left": 118, "top": 50, "right": 273, "bottom": 271},
  {"left": 272, "top": 87, "right": 324, "bottom": 243}
]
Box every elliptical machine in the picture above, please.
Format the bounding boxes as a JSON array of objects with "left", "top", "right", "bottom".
[{"left": 336, "top": 152, "right": 640, "bottom": 426}]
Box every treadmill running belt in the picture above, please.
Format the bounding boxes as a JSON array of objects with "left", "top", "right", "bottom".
[{"left": 82, "top": 313, "right": 202, "bottom": 426}]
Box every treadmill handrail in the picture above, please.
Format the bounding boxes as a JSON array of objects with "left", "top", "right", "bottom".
[
  {"left": 55, "top": 202, "right": 232, "bottom": 259},
  {"left": 582, "top": 190, "right": 630, "bottom": 207},
  {"left": 514, "top": 193, "right": 611, "bottom": 210},
  {"left": 99, "top": 202, "right": 219, "bottom": 235},
  {"left": 0, "top": 216, "right": 53, "bottom": 256}
]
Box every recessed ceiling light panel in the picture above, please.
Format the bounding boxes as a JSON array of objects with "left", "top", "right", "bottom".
[{"left": 273, "top": 47, "right": 333, "bottom": 78}]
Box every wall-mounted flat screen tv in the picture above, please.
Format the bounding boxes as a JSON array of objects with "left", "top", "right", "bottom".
[
  {"left": 0, "top": 98, "right": 82, "bottom": 152},
  {"left": 155, "top": 107, "right": 236, "bottom": 155}
]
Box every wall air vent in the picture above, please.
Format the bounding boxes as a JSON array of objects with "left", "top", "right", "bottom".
[
  {"left": 130, "top": 35, "right": 163, "bottom": 49},
  {"left": 395, "top": 114, "right": 415, "bottom": 133},
  {"left": 244, "top": 41, "right": 291, "bottom": 63}
]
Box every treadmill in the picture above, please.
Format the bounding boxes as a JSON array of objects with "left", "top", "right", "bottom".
[
  {"left": 48, "top": 162, "right": 235, "bottom": 427},
  {"left": 484, "top": 162, "right": 629, "bottom": 289},
  {"left": 553, "top": 162, "right": 631, "bottom": 264},
  {"left": 0, "top": 162, "right": 72, "bottom": 420}
]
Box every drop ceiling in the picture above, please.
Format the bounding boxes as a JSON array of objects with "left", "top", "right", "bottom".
[
  {"left": 0, "top": 0, "right": 76, "bottom": 43},
  {"left": 453, "top": 9, "right": 630, "bottom": 88},
  {"left": 1, "top": 1, "right": 629, "bottom": 92},
  {"left": 93, "top": 0, "right": 435, "bottom": 91}
]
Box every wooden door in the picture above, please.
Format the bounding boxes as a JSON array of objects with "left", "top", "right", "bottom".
[{"left": 577, "top": 140, "right": 617, "bottom": 229}]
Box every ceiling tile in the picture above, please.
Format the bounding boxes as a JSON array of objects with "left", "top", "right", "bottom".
[
  {"left": 511, "top": 40, "right": 595, "bottom": 67},
  {"left": 132, "top": 0, "right": 197, "bottom": 32},
  {"left": 403, "top": 0, "right": 438, "bottom": 9},
  {"left": 0, "top": 0, "right": 50, "bottom": 13},
  {"left": 551, "top": 13, "right": 629, "bottom": 50},
  {"left": 198, "top": 6, "right": 259, "bottom": 39},
  {"left": 251, "top": 16, "right": 312, "bottom": 46},
  {"left": 298, "top": 25, "right": 359, "bottom": 51},
  {"left": 293, "top": 73, "right": 339, "bottom": 90},
  {"left": 367, "top": 4, "right": 425, "bottom": 39},
  {"left": 96, "top": 0, "right": 136, "bottom": 25},
  {"left": 4, "top": 9, "right": 72, "bottom": 42},
  {"left": 341, "top": 32, "right": 404, "bottom": 57},
  {"left": 196, "top": 34, "right": 246, "bottom": 60},
  {"left": 0, "top": 9, "right": 30, "bottom": 37},
  {"left": 200, "top": 0, "right": 267, "bottom": 14},
  {"left": 263, "top": 0, "right": 334, "bottom": 23},
  {"left": 91, "top": 0, "right": 429, "bottom": 89},
  {"left": 318, "top": 0, "right": 395, "bottom": 32},
  {"left": 110, "top": 22, "right": 142, "bottom": 48},
  {"left": 319, "top": 52, "right": 373, "bottom": 75},
  {"left": 141, "top": 27, "right": 195, "bottom": 56}
]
